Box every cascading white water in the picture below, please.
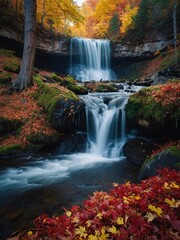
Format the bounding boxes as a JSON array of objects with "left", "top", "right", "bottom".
[
  {"left": 81, "top": 92, "right": 128, "bottom": 158},
  {"left": 69, "top": 37, "right": 116, "bottom": 81}
]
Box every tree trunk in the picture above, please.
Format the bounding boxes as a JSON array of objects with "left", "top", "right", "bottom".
[
  {"left": 41, "top": 0, "right": 46, "bottom": 26},
  {"left": 11, "top": 0, "right": 36, "bottom": 91},
  {"left": 173, "top": 0, "right": 177, "bottom": 65}
]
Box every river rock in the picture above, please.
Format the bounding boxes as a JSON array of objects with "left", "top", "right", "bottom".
[
  {"left": 52, "top": 99, "right": 85, "bottom": 132},
  {"left": 138, "top": 146, "right": 180, "bottom": 180},
  {"left": 58, "top": 132, "right": 87, "bottom": 154},
  {"left": 123, "top": 138, "right": 157, "bottom": 165}
]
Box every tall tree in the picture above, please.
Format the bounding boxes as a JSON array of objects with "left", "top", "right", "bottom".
[
  {"left": 41, "top": 0, "right": 46, "bottom": 26},
  {"left": 11, "top": 0, "right": 36, "bottom": 91}
]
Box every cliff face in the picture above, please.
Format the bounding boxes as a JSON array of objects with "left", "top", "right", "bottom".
[
  {"left": 0, "top": 27, "right": 174, "bottom": 58},
  {"left": 0, "top": 27, "right": 70, "bottom": 56},
  {"left": 112, "top": 39, "right": 174, "bottom": 58}
]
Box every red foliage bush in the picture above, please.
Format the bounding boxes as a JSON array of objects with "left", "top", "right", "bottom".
[
  {"left": 21, "top": 168, "right": 180, "bottom": 240},
  {"left": 150, "top": 82, "right": 180, "bottom": 107}
]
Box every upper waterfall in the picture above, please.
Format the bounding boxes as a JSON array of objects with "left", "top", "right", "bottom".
[{"left": 69, "top": 37, "right": 116, "bottom": 82}]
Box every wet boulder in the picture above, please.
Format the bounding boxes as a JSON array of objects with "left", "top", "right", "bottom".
[
  {"left": 123, "top": 138, "right": 156, "bottom": 165},
  {"left": 52, "top": 98, "right": 85, "bottom": 132},
  {"left": 138, "top": 146, "right": 180, "bottom": 180}
]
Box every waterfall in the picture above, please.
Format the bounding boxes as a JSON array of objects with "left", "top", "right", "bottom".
[
  {"left": 69, "top": 37, "right": 116, "bottom": 82},
  {"left": 81, "top": 92, "right": 128, "bottom": 158}
]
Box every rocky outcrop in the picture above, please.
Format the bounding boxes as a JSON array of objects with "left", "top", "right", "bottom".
[
  {"left": 0, "top": 27, "right": 174, "bottom": 58},
  {"left": 0, "top": 27, "right": 70, "bottom": 55},
  {"left": 112, "top": 39, "right": 173, "bottom": 58},
  {"left": 133, "top": 66, "right": 180, "bottom": 86}
]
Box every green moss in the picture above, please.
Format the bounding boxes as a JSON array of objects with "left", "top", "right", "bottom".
[
  {"left": 168, "top": 146, "right": 180, "bottom": 157},
  {"left": 34, "top": 77, "right": 79, "bottom": 119},
  {"left": 159, "top": 49, "right": 180, "bottom": 70},
  {"left": 0, "top": 71, "right": 12, "bottom": 85},
  {"left": 27, "top": 132, "right": 59, "bottom": 151},
  {"left": 126, "top": 86, "right": 178, "bottom": 127},
  {"left": 50, "top": 73, "right": 62, "bottom": 82},
  {"left": 0, "top": 48, "right": 15, "bottom": 57},
  {"left": 33, "top": 74, "right": 44, "bottom": 86},
  {"left": 0, "top": 144, "right": 23, "bottom": 157},
  {"left": 67, "top": 83, "right": 88, "bottom": 95},
  {"left": 64, "top": 76, "right": 76, "bottom": 84},
  {"left": 3, "top": 60, "right": 20, "bottom": 73},
  {"left": 96, "top": 84, "right": 118, "bottom": 92},
  {"left": 141, "top": 145, "right": 180, "bottom": 172}
]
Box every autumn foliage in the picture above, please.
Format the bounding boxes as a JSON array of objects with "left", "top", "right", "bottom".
[
  {"left": 150, "top": 82, "right": 180, "bottom": 107},
  {"left": 19, "top": 168, "right": 180, "bottom": 240}
]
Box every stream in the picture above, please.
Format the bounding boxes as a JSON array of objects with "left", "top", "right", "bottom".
[
  {"left": 0, "top": 151, "right": 140, "bottom": 239},
  {"left": 0, "top": 89, "right": 142, "bottom": 239}
]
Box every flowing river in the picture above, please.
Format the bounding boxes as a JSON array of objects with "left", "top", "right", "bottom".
[{"left": 0, "top": 38, "right": 141, "bottom": 239}]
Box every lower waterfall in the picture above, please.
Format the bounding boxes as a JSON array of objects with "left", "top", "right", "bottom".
[{"left": 81, "top": 92, "right": 128, "bottom": 158}]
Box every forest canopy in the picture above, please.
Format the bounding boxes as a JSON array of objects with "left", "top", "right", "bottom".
[{"left": 1, "top": 0, "right": 180, "bottom": 41}]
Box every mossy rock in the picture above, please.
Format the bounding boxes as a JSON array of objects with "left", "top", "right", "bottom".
[
  {"left": 138, "top": 146, "right": 180, "bottom": 180},
  {"left": 0, "top": 144, "right": 24, "bottom": 158},
  {"left": 60, "top": 76, "right": 76, "bottom": 87},
  {"left": 0, "top": 71, "right": 12, "bottom": 85},
  {"left": 0, "top": 48, "right": 15, "bottom": 57},
  {"left": 27, "top": 132, "right": 59, "bottom": 151},
  {"left": 35, "top": 82, "right": 79, "bottom": 119},
  {"left": 34, "top": 74, "right": 44, "bottom": 86},
  {"left": 3, "top": 60, "right": 20, "bottom": 73},
  {"left": 0, "top": 117, "right": 22, "bottom": 136},
  {"left": 67, "top": 83, "right": 88, "bottom": 95},
  {"left": 96, "top": 84, "right": 118, "bottom": 92},
  {"left": 50, "top": 73, "right": 63, "bottom": 83},
  {"left": 126, "top": 86, "right": 179, "bottom": 133}
]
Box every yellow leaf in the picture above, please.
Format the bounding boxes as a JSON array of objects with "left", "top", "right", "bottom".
[
  {"left": 125, "top": 181, "right": 131, "bottom": 186},
  {"left": 65, "top": 211, "right": 72, "bottom": 217},
  {"left": 134, "top": 195, "right": 141, "bottom": 200},
  {"left": 95, "top": 229, "right": 100, "bottom": 236},
  {"left": 73, "top": 216, "right": 80, "bottom": 223},
  {"left": 164, "top": 198, "right": 180, "bottom": 208},
  {"left": 113, "top": 182, "right": 118, "bottom": 187},
  {"left": 27, "top": 231, "right": 33, "bottom": 235},
  {"left": 88, "top": 234, "right": 99, "bottom": 240},
  {"left": 163, "top": 182, "right": 171, "bottom": 189},
  {"left": 99, "top": 227, "right": 109, "bottom": 239},
  {"left": 108, "top": 225, "right": 118, "bottom": 234},
  {"left": 148, "top": 204, "right": 163, "bottom": 216},
  {"left": 170, "top": 182, "right": 179, "bottom": 189},
  {"left": 145, "top": 212, "right": 156, "bottom": 222},
  {"left": 86, "top": 220, "right": 92, "bottom": 227},
  {"left": 97, "top": 212, "right": 103, "bottom": 219},
  {"left": 123, "top": 196, "right": 130, "bottom": 204},
  {"left": 116, "top": 217, "right": 124, "bottom": 225},
  {"left": 75, "top": 226, "right": 87, "bottom": 238}
]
